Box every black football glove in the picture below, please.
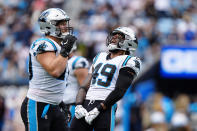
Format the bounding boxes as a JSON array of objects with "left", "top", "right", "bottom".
[
  {"left": 59, "top": 102, "right": 72, "bottom": 123},
  {"left": 60, "top": 34, "right": 77, "bottom": 57},
  {"left": 64, "top": 107, "right": 72, "bottom": 123}
]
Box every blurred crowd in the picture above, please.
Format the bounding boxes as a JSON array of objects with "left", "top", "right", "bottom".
[
  {"left": 114, "top": 91, "right": 197, "bottom": 131},
  {"left": 0, "top": 0, "right": 197, "bottom": 131},
  {"left": 0, "top": 0, "right": 197, "bottom": 83},
  {"left": 141, "top": 92, "right": 197, "bottom": 131}
]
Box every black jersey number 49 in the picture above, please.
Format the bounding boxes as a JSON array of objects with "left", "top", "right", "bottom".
[{"left": 91, "top": 63, "right": 116, "bottom": 87}]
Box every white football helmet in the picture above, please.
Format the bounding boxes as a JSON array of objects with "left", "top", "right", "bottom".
[
  {"left": 38, "top": 8, "right": 73, "bottom": 38},
  {"left": 106, "top": 27, "right": 138, "bottom": 54}
]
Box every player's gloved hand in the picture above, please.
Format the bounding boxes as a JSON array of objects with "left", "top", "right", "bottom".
[
  {"left": 63, "top": 106, "right": 72, "bottom": 123},
  {"left": 75, "top": 105, "right": 88, "bottom": 119},
  {"left": 60, "top": 34, "right": 77, "bottom": 57},
  {"left": 85, "top": 107, "right": 100, "bottom": 125},
  {"left": 59, "top": 102, "right": 72, "bottom": 123},
  {"left": 66, "top": 110, "right": 72, "bottom": 123}
]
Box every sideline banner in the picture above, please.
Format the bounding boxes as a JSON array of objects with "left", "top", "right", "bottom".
[{"left": 160, "top": 46, "right": 197, "bottom": 78}]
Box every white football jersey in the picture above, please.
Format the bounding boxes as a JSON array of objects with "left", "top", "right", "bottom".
[
  {"left": 63, "top": 56, "right": 89, "bottom": 104},
  {"left": 27, "top": 37, "right": 66, "bottom": 105},
  {"left": 86, "top": 52, "right": 141, "bottom": 100}
]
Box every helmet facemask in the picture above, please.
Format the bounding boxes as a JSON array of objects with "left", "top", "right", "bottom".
[
  {"left": 106, "top": 32, "right": 125, "bottom": 52},
  {"left": 54, "top": 20, "right": 73, "bottom": 38},
  {"left": 106, "top": 27, "right": 138, "bottom": 55}
]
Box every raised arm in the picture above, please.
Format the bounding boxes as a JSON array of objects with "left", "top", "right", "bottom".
[
  {"left": 37, "top": 35, "right": 77, "bottom": 78},
  {"left": 37, "top": 52, "right": 68, "bottom": 78}
]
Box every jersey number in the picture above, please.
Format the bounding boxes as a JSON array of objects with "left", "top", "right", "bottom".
[{"left": 92, "top": 63, "right": 116, "bottom": 87}]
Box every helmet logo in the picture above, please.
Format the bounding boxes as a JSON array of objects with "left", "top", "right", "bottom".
[
  {"left": 39, "top": 11, "right": 49, "bottom": 22},
  {"left": 134, "top": 59, "right": 140, "bottom": 69}
]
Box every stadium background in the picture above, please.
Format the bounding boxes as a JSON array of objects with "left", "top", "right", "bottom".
[{"left": 0, "top": 0, "right": 197, "bottom": 130}]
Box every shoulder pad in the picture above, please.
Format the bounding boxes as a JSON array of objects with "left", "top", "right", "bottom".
[
  {"left": 92, "top": 52, "right": 102, "bottom": 64},
  {"left": 122, "top": 57, "right": 141, "bottom": 75},
  {"left": 31, "top": 38, "right": 57, "bottom": 56},
  {"left": 73, "top": 57, "right": 89, "bottom": 69}
]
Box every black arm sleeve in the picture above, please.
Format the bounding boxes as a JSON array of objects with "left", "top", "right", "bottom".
[
  {"left": 102, "top": 67, "right": 136, "bottom": 109},
  {"left": 75, "top": 87, "right": 87, "bottom": 105},
  {"left": 75, "top": 74, "right": 92, "bottom": 105}
]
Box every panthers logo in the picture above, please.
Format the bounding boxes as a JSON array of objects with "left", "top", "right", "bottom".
[
  {"left": 38, "top": 11, "right": 49, "bottom": 22},
  {"left": 37, "top": 42, "right": 48, "bottom": 53},
  {"left": 134, "top": 59, "right": 140, "bottom": 69}
]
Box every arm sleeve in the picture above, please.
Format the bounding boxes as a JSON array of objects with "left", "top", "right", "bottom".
[
  {"left": 75, "top": 73, "right": 93, "bottom": 105},
  {"left": 102, "top": 67, "right": 136, "bottom": 109},
  {"left": 75, "top": 87, "right": 87, "bottom": 105}
]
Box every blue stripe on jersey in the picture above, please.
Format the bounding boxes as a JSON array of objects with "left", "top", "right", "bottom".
[
  {"left": 72, "top": 56, "right": 82, "bottom": 70},
  {"left": 41, "top": 104, "right": 50, "bottom": 119},
  {"left": 111, "top": 104, "right": 117, "bottom": 131},
  {"left": 31, "top": 38, "right": 57, "bottom": 51},
  {"left": 28, "top": 99, "right": 38, "bottom": 131},
  {"left": 93, "top": 53, "right": 100, "bottom": 64},
  {"left": 122, "top": 56, "right": 131, "bottom": 66}
]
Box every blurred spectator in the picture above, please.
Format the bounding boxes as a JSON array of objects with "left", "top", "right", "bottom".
[
  {"left": 170, "top": 112, "right": 191, "bottom": 131},
  {"left": 145, "top": 0, "right": 157, "bottom": 18},
  {"left": 145, "top": 111, "right": 168, "bottom": 131},
  {"left": 174, "top": 94, "right": 190, "bottom": 113},
  {"left": 189, "top": 96, "right": 197, "bottom": 130},
  {"left": 169, "top": 94, "right": 192, "bottom": 131},
  {"left": 0, "top": 95, "right": 5, "bottom": 131}
]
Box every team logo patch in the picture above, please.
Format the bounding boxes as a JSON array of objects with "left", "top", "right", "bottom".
[
  {"left": 39, "top": 11, "right": 49, "bottom": 22},
  {"left": 37, "top": 42, "right": 48, "bottom": 52},
  {"left": 134, "top": 59, "right": 140, "bottom": 69}
]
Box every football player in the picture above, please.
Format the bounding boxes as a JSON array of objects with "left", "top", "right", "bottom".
[
  {"left": 61, "top": 45, "right": 89, "bottom": 127},
  {"left": 70, "top": 27, "right": 141, "bottom": 131},
  {"left": 20, "top": 8, "right": 77, "bottom": 131}
]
